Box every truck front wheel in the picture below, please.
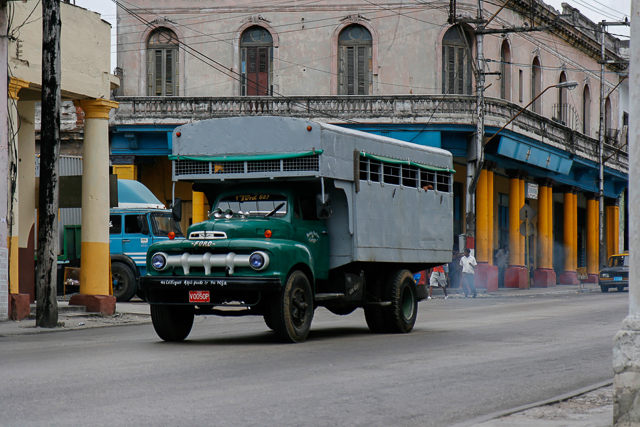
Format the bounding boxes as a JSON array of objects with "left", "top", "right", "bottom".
[
  {"left": 383, "top": 269, "right": 418, "bottom": 333},
  {"left": 150, "top": 305, "right": 194, "bottom": 342},
  {"left": 112, "top": 262, "right": 137, "bottom": 302},
  {"left": 270, "top": 270, "right": 314, "bottom": 343}
]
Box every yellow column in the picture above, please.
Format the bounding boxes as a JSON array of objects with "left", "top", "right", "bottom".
[
  {"left": 519, "top": 179, "right": 525, "bottom": 266},
  {"left": 572, "top": 192, "right": 578, "bottom": 271},
  {"left": 476, "top": 169, "right": 488, "bottom": 263},
  {"left": 508, "top": 175, "right": 520, "bottom": 266},
  {"left": 587, "top": 196, "right": 598, "bottom": 276},
  {"left": 113, "top": 165, "right": 137, "bottom": 180},
  {"left": 487, "top": 170, "right": 494, "bottom": 265},
  {"left": 607, "top": 203, "right": 620, "bottom": 259},
  {"left": 547, "top": 186, "right": 553, "bottom": 269},
  {"left": 192, "top": 191, "right": 206, "bottom": 224},
  {"left": 74, "top": 99, "right": 119, "bottom": 296},
  {"left": 7, "top": 78, "right": 30, "bottom": 295},
  {"left": 563, "top": 191, "right": 574, "bottom": 272},
  {"left": 537, "top": 185, "right": 548, "bottom": 269}
]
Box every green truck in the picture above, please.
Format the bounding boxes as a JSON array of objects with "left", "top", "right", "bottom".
[{"left": 140, "top": 117, "right": 454, "bottom": 343}]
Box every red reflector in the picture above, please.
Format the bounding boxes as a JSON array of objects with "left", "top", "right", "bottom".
[
  {"left": 265, "top": 230, "right": 272, "bottom": 238},
  {"left": 176, "top": 131, "right": 181, "bottom": 137},
  {"left": 168, "top": 231, "right": 176, "bottom": 240}
]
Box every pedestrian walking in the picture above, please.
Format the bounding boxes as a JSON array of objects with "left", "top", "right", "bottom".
[
  {"left": 495, "top": 246, "right": 508, "bottom": 288},
  {"left": 460, "top": 248, "right": 477, "bottom": 298},
  {"left": 427, "top": 265, "right": 449, "bottom": 299},
  {"left": 449, "top": 250, "right": 463, "bottom": 288}
]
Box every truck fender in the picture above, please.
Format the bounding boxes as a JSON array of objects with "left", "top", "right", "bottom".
[{"left": 110, "top": 254, "right": 140, "bottom": 279}]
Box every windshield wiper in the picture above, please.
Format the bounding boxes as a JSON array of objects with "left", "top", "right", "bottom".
[{"left": 265, "top": 202, "right": 285, "bottom": 218}]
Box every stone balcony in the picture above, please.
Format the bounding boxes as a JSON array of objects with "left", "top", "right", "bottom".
[{"left": 111, "top": 95, "right": 628, "bottom": 174}]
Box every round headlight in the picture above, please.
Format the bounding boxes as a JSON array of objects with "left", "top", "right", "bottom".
[
  {"left": 224, "top": 209, "right": 233, "bottom": 219},
  {"left": 212, "top": 208, "right": 223, "bottom": 219},
  {"left": 249, "top": 252, "right": 265, "bottom": 269},
  {"left": 151, "top": 253, "right": 167, "bottom": 270}
]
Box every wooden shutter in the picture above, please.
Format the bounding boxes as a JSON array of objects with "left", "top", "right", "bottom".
[
  {"left": 338, "top": 46, "right": 346, "bottom": 95},
  {"left": 147, "top": 49, "right": 154, "bottom": 96}
]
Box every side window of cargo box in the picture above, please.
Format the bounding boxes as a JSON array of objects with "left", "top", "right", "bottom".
[{"left": 109, "top": 215, "right": 122, "bottom": 235}]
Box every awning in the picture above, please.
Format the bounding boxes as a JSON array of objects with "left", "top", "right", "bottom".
[
  {"left": 168, "top": 150, "right": 323, "bottom": 162},
  {"left": 360, "top": 152, "right": 455, "bottom": 173}
]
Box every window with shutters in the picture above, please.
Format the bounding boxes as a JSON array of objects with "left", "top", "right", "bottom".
[
  {"left": 147, "top": 28, "right": 179, "bottom": 96},
  {"left": 441, "top": 26, "right": 472, "bottom": 95},
  {"left": 338, "top": 25, "right": 372, "bottom": 95},
  {"left": 240, "top": 26, "right": 273, "bottom": 96}
]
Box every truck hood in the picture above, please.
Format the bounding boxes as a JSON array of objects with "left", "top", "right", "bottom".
[{"left": 186, "top": 218, "right": 292, "bottom": 240}]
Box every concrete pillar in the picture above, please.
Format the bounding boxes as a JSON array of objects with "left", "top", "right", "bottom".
[
  {"left": 533, "top": 180, "right": 556, "bottom": 287},
  {"left": 586, "top": 194, "right": 599, "bottom": 282},
  {"left": 475, "top": 167, "right": 498, "bottom": 291},
  {"left": 487, "top": 170, "right": 495, "bottom": 265},
  {"left": 7, "top": 78, "right": 30, "bottom": 320},
  {"left": 572, "top": 192, "right": 578, "bottom": 271},
  {"left": 192, "top": 191, "right": 206, "bottom": 224},
  {"left": 559, "top": 188, "right": 579, "bottom": 284},
  {"left": 68, "top": 99, "right": 118, "bottom": 315},
  {"left": 113, "top": 164, "right": 137, "bottom": 180},
  {"left": 613, "top": 4, "right": 640, "bottom": 421},
  {"left": 505, "top": 170, "right": 527, "bottom": 288},
  {"left": 547, "top": 185, "right": 553, "bottom": 270},
  {"left": 519, "top": 179, "right": 525, "bottom": 267},
  {"left": 607, "top": 201, "right": 620, "bottom": 260}
]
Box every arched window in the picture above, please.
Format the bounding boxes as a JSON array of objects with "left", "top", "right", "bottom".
[
  {"left": 147, "top": 28, "right": 179, "bottom": 96},
  {"left": 556, "top": 72, "right": 568, "bottom": 124},
  {"left": 442, "top": 26, "right": 472, "bottom": 94},
  {"left": 338, "top": 25, "right": 372, "bottom": 95},
  {"left": 240, "top": 26, "right": 273, "bottom": 96},
  {"left": 531, "top": 57, "right": 542, "bottom": 113},
  {"left": 605, "top": 96, "right": 614, "bottom": 143},
  {"left": 583, "top": 85, "right": 591, "bottom": 136},
  {"left": 500, "top": 40, "right": 511, "bottom": 101}
]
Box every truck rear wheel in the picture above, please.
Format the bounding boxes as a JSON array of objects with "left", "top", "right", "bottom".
[
  {"left": 150, "top": 305, "right": 194, "bottom": 342},
  {"left": 382, "top": 269, "right": 418, "bottom": 333},
  {"left": 270, "top": 270, "right": 314, "bottom": 343},
  {"left": 112, "top": 262, "right": 137, "bottom": 302},
  {"left": 364, "top": 274, "right": 389, "bottom": 333}
]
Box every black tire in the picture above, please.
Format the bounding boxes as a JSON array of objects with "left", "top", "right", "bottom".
[
  {"left": 112, "top": 262, "right": 137, "bottom": 302},
  {"left": 269, "top": 270, "right": 314, "bottom": 343},
  {"left": 617, "top": 285, "right": 625, "bottom": 292},
  {"left": 601, "top": 285, "right": 610, "bottom": 293},
  {"left": 150, "top": 304, "right": 194, "bottom": 342},
  {"left": 263, "top": 312, "right": 275, "bottom": 331},
  {"left": 382, "top": 270, "right": 418, "bottom": 333},
  {"left": 326, "top": 304, "right": 357, "bottom": 316},
  {"left": 364, "top": 273, "right": 389, "bottom": 333}
]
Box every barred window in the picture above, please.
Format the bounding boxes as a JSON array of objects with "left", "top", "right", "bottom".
[{"left": 359, "top": 156, "right": 451, "bottom": 192}]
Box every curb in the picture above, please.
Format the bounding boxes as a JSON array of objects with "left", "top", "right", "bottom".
[{"left": 447, "top": 379, "right": 614, "bottom": 427}]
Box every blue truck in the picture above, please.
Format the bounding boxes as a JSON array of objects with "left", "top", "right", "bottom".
[{"left": 59, "top": 179, "right": 183, "bottom": 301}]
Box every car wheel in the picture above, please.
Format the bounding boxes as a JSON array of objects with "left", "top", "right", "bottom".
[
  {"left": 382, "top": 269, "right": 418, "bottom": 333},
  {"left": 269, "top": 270, "right": 314, "bottom": 343},
  {"left": 111, "top": 262, "right": 137, "bottom": 302},
  {"left": 150, "top": 304, "right": 194, "bottom": 342},
  {"left": 600, "top": 285, "right": 610, "bottom": 293}
]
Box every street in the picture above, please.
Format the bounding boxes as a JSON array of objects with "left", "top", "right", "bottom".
[{"left": 0, "top": 291, "right": 627, "bottom": 427}]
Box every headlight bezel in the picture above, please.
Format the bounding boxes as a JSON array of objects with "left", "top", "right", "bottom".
[
  {"left": 249, "top": 251, "right": 269, "bottom": 271},
  {"left": 151, "top": 252, "right": 168, "bottom": 271}
]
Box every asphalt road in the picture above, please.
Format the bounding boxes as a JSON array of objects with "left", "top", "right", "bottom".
[{"left": 0, "top": 291, "right": 628, "bottom": 427}]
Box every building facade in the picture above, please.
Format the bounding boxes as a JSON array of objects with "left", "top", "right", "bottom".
[{"left": 111, "top": 0, "right": 629, "bottom": 290}]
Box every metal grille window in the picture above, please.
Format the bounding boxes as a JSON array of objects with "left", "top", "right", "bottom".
[
  {"left": 240, "top": 26, "right": 273, "bottom": 96},
  {"left": 147, "top": 28, "right": 179, "bottom": 96},
  {"left": 174, "top": 155, "right": 320, "bottom": 178},
  {"left": 442, "top": 26, "right": 472, "bottom": 95},
  {"left": 359, "top": 156, "right": 452, "bottom": 192},
  {"left": 338, "top": 25, "right": 372, "bottom": 95}
]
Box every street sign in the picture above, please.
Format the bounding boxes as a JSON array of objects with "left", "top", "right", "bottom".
[
  {"left": 519, "top": 204, "right": 537, "bottom": 221},
  {"left": 520, "top": 221, "right": 535, "bottom": 236}
]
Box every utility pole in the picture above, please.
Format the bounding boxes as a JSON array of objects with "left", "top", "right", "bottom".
[
  {"left": 37, "top": 0, "right": 61, "bottom": 327},
  {"left": 598, "top": 19, "right": 629, "bottom": 270},
  {"left": 0, "top": 0, "right": 8, "bottom": 321}
]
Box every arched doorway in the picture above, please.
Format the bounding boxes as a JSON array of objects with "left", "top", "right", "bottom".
[
  {"left": 147, "top": 28, "right": 179, "bottom": 96},
  {"left": 240, "top": 26, "right": 273, "bottom": 96},
  {"left": 531, "top": 57, "right": 542, "bottom": 113},
  {"left": 442, "top": 25, "right": 473, "bottom": 95},
  {"left": 337, "top": 24, "right": 372, "bottom": 95},
  {"left": 583, "top": 85, "right": 591, "bottom": 136},
  {"left": 500, "top": 40, "right": 511, "bottom": 101}
]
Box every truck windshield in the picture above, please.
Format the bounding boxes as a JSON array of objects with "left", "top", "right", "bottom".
[
  {"left": 216, "top": 194, "right": 288, "bottom": 218},
  {"left": 150, "top": 213, "right": 184, "bottom": 237}
]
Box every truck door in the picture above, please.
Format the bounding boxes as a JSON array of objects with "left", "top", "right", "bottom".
[
  {"left": 109, "top": 214, "right": 123, "bottom": 255},
  {"left": 122, "top": 214, "right": 151, "bottom": 270},
  {"left": 292, "top": 195, "right": 330, "bottom": 280}
]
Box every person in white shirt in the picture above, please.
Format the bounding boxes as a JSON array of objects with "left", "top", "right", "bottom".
[{"left": 460, "top": 248, "right": 478, "bottom": 298}]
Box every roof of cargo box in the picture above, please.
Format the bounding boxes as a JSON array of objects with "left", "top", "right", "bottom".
[{"left": 170, "top": 117, "right": 453, "bottom": 182}]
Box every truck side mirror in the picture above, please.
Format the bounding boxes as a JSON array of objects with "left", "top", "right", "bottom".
[
  {"left": 138, "top": 215, "right": 150, "bottom": 235},
  {"left": 316, "top": 194, "right": 332, "bottom": 219},
  {"left": 171, "top": 198, "right": 182, "bottom": 222}
]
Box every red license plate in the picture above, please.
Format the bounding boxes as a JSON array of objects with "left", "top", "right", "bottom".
[{"left": 189, "top": 291, "right": 210, "bottom": 303}]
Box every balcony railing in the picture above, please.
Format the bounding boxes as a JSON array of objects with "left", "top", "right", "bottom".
[{"left": 111, "top": 95, "right": 627, "bottom": 173}]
